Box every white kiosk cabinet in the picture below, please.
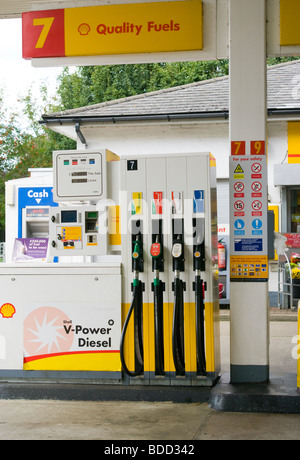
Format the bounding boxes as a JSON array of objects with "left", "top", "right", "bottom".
[{"left": 0, "top": 264, "right": 121, "bottom": 376}]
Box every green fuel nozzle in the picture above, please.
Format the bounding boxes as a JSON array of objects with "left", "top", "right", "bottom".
[{"left": 132, "top": 239, "right": 143, "bottom": 271}]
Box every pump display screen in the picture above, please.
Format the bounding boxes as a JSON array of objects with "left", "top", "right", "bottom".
[
  {"left": 26, "top": 208, "right": 49, "bottom": 218},
  {"left": 61, "top": 210, "right": 77, "bottom": 223},
  {"left": 54, "top": 151, "right": 103, "bottom": 201}
]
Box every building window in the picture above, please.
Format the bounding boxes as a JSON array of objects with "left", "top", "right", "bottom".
[{"left": 290, "top": 189, "right": 300, "bottom": 233}]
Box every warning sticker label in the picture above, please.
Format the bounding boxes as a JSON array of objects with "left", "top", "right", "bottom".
[{"left": 234, "top": 164, "right": 244, "bottom": 174}]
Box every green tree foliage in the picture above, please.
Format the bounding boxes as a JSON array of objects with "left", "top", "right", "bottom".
[
  {"left": 0, "top": 88, "right": 75, "bottom": 232},
  {"left": 58, "top": 60, "right": 230, "bottom": 109},
  {"left": 267, "top": 56, "right": 299, "bottom": 66},
  {"left": 3, "top": 89, "right": 75, "bottom": 180},
  {"left": 57, "top": 58, "right": 299, "bottom": 111}
]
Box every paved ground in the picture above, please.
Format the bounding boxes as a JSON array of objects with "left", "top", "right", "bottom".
[
  {"left": 1, "top": 398, "right": 300, "bottom": 440},
  {"left": 0, "top": 318, "right": 299, "bottom": 441}
]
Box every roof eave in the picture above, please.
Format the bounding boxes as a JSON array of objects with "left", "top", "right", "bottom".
[
  {"left": 40, "top": 111, "right": 230, "bottom": 125},
  {"left": 40, "top": 108, "right": 300, "bottom": 126}
]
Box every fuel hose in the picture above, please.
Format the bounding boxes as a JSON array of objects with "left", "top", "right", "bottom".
[
  {"left": 151, "top": 238, "right": 165, "bottom": 376},
  {"left": 120, "top": 277, "right": 144, "bottom": 377},
  {"left": 153, "top": 277, "right": 164, "bottom": 375},
  {"left": 195, "top": 275, "right": 206, "bottom": 375},
  {"left": 172, "top": 275, "right": 185, "bottom": 376}
]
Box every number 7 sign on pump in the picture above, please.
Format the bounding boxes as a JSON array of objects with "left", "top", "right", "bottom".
[{"left": 22, "top": 10, "right": 65, "bottom": 59}]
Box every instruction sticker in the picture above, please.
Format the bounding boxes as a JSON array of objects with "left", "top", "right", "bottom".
[
  {"left": 131, "top": 192, "right": 143, "bottom": 215},
  {"left": 171, "top": 191, "right": 183, "bottom": 214},
  {"left": 234, "top": 238, "right": 263, "bottom": 252},
  {"left": 230, "top": 255, "right": 268, "bottom": 282},
  {"left": 61, "top": 226, "right": 82, "bottom": 242},
  {"left": 193, "top": 190, "right": 204, "bottom": 214},
  {"left": 152, "top": 191, "right": 163, "bottom": 215}
]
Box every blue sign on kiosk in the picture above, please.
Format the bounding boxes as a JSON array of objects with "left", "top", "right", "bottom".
[{"left": 18, "top": 187, "right": 58, "bottom": 238}]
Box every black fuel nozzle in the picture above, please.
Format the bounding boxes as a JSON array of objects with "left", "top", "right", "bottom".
[
  {"left": 193, "top": 218, "right": 205, "bottom": 272},
  {"left": 193, "top": 244, "right": 203, "bottom": 272},
  {"left": 172, "top": 236, "right": 184, "bottom": 273}
]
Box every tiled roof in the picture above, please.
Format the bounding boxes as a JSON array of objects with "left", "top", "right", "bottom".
[
  {"left": 267, "top": 60, "right": 300, "bottom": 109},
  {"left": 43, "top": 60, "right": 300, "bottom": 120}
]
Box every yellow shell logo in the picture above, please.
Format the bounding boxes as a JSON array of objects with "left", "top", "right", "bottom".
[
  {"left": 78, "top": 23, "right": 91, "bottom": 36},
  {"left": 0, "top": 303, "right": 16, "bottom": 319}
]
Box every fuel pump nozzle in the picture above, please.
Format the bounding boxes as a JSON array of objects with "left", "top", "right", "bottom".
[
  {"left": 150, "top": 235, "right": 162, "bottom": 273},
  {"left": 172, "top": 236, "right": 184, "bottom": 273},
  {"left": 132, "top": 238, "right": 143, "bottom": 272}
]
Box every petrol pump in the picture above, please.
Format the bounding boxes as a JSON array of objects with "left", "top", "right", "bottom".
[
  {"left": 120, "top": 152, "right": 220, "bottom": 386},
  {"left": 49, "top": 150, "right": 121, "bottom": 258},
  {"left": 0, "top": 149, "right": 122, "bottom": 378},
  {"left": 0, "top": 148, "right": 219, "bottom": 388}
]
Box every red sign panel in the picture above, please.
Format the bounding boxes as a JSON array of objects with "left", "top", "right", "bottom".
[
  {"left": 22, "top": 10, "right": 65, "bottom": 59},
  {"left": 284, "top": 233, "right": 300, "bottom": 248},
  {"left": 231, "top": 141, "right": 246, "bottom": 156},
  {"left": 251, "top": 140, "right": 265, "bottom": 155}
]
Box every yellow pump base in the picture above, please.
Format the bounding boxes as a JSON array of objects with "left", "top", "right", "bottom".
[{"left": 121, "top": 300, "right": 220, "bottom": 386}]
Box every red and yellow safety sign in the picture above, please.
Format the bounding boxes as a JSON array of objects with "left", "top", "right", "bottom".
[{"left": 22, "top": 0, "right": 203, "bottom": 59}]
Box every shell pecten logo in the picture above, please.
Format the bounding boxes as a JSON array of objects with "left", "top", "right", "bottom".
[
  {"left": 78, "top": 23, "right": 91, "bottom": 36},
  {"left": 0, "top": 303, "right": 16, "bottom": 319}
]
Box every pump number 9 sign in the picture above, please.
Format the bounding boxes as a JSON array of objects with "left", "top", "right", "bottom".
[{"left": 251, "top": 140, "right": 265, "bottom": 155}]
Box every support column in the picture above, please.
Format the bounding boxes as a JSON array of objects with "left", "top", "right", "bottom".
[{"left": 229, "top": 0, "right": 269, "bottom": 383}]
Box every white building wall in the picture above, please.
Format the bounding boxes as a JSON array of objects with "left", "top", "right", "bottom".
[
  {"left": 80, "top": 121, "right": 230, "bottom": 178},
  {"left": 79, "top": 119, "right": 288, "bottom": 207}
]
